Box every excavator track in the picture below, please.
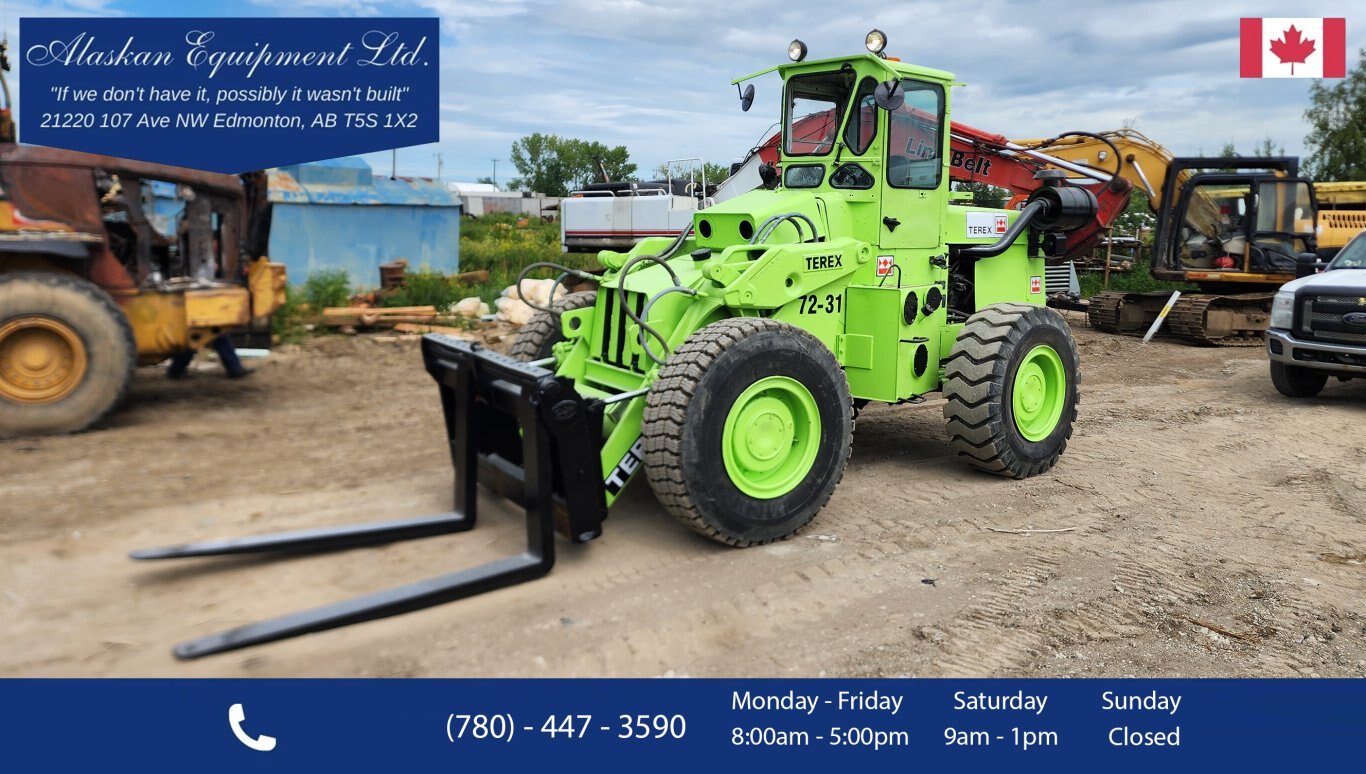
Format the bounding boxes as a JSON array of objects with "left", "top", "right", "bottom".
[
  {"left": 1087, "top": 291, "right": 1125, "bottom": 332},
  {"left": 1086, "top": 291, "right": 1160, "bottom": 334},
  {"left": 1166, "top": 293, "right": 1273, "bottom": 346}
]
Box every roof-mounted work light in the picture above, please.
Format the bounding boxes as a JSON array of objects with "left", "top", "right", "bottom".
[{"left": 865, "top": 29, "right": 887, "bottom": 56}]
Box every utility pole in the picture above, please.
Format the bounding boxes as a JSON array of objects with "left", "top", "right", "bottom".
[
  {"left": 433, "top": 152, "right": 444, "bottom": 181},
  {"left": 390, "top": 149, "right": 397, "bottom": 179},
  {"left": 490, "top": 159, "right": 498, "bottom": 188}
]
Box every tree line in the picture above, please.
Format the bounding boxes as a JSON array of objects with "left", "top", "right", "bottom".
[
  {"left": 503, "top": 132, "right": 736, "bottom": 197},
  {"left": 500, "top": 133, "right": 635, "bottom": 197}
]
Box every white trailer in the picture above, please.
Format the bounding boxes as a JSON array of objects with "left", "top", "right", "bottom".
[{"left": 561, "top": 158, "right": 742, "bottom": 252}]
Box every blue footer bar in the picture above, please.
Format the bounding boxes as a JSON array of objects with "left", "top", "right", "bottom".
[{"left": 1, "top": 678, "right": 1362, "bottom": 771}]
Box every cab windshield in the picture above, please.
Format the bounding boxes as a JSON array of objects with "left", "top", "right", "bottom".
[
  {"left": 784, "top": 69, "right": 854, "bottom": 157},
  {"left": 1327, "top": 232, "right": 1366, "bottom": 270}
]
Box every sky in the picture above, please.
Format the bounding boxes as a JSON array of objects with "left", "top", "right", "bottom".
[{"left": 4, "top": 0, "right": 1364, "bottom": 185}]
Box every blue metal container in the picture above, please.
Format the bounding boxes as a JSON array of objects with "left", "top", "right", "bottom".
[{"left": 266, "top": 157, "right": 461, "bottom": 287}]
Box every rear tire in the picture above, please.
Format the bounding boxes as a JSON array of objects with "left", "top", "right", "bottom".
[
  {"left": 943, "top": 303, "right": 1080, "bottom": 478},
  {"left": 509, "top": 290, "right": 597, "bottom": 362},
  {"left": 0, "top": 271, "right": 135, "bottom": 438},
  {"left": 1269, "top": 361, "right": 1327, "bottom": 398},
  {"left": 642, "top": 318, "right": 853, "bottom": 546}
]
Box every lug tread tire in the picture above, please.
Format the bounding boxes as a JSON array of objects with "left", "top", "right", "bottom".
[
  {"left": 942, "top": 303, "right": 1080, "bottom": 479},
  {"left": 0, "top": 271, "right": 136, "bottom": 438},
  {"left": 642, "top": 318, "right": 853, "bottom": 547},
  {"left": 509, "top": 290, "right": 598, "bottom": 362},
  {"left": 1269, "top": 361, "right": 1327, "bottom": 398}
]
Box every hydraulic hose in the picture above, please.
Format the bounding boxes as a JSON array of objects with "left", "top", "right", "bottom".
[
  {"left": 617, "top": 225, "right": 695, "bottom": 366},
  {"left": 751, "top": 212, "right": 821, "bottom": 245},
  {"left": 636, "top": 285, "right": 698, "bottom": 365},
  {"left": 515, "top": 261, "right": 602, "bottom": 314},
  {"left": 1025, "top": 131, "right": 1124, "bottom": 180}
]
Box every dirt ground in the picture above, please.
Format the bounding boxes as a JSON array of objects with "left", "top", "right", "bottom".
[{"left": 2, "top": 315, "right": 1363, "bottom": 678}]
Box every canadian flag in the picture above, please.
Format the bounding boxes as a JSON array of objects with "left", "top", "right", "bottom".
[{"left": 1240, "top": 18, "right": 1346, "bottom": 78}]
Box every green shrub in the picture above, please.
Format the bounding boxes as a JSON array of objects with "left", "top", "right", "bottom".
[
  {"left": 1078, "top": 268, "right": 1195, "bottom": 299},
  {"left": 271, "top": 285, "right": 311, "bottom": 344},
  {"left": 301, "top": 268, "right": 352, "bottom": 309},
  {"left": 456, "top": 214, "right": 598, "bottom": 303},
  {"left": 382, "top": 268, "right": 464, "bottom": 309}
]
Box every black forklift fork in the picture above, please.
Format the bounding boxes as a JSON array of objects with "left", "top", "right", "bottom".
[{"left": 132, "top": 335, "right": 608, "bottom": 659}]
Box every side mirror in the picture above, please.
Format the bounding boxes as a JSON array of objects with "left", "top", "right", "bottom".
[
  {"left": 1295, "top": 252, "right": 1319, "bottom": 278},
  {"left": 874, "top": 79, "right": 903, "bottom": 111},
  {"left": 758, "top": 163, "right": 778, "bottom": 189},
  {"left": 739, "top": 83, "right": 755, "bottom": 112}
]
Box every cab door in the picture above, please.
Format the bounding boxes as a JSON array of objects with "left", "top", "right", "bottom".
[
  {"left": 879, "top": 79, "right": 947, "bottom": 251},
  {"left": 1251, "top": 178, "right": 1318, "bottom": 271}
]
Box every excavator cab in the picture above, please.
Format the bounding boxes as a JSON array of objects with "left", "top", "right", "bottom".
[
  {"left": 1151, "top": 156, "right": 1313, "bottom": 285},
  {"left": 1162, "top": 171, "right": 1318, "bottom": 278}
]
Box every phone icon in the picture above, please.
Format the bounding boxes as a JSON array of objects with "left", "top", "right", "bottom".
[{"left": 228, "top": 703, "right": 277, "bottom": 752}]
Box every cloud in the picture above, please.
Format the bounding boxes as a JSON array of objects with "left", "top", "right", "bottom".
[
  {"left": 394, "top": 0, "right": 1364, "bottom": 182},
  {"left": 17, "top": 0, "right": 1361, "bottom": 182}
]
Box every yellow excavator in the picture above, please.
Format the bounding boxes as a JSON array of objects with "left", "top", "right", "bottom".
[{"left": 1014, "top": 129, "right": 1364, "bottom": 345}]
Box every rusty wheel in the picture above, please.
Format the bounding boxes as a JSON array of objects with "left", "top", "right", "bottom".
[
  {"left": 0, "top": 315, "right": 89, "bottom": 404},
  {"left": 0, "top": 272, "right": 135, "bottom": 437}
]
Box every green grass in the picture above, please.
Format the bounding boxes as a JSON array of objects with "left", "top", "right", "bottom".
[
  {"left": 271, "top": 285, "right": 312, "bottom": 344},
  {"left": 378, "top": 214, "right": 600, "bottom": 308},
  {"left": 301, "top": 268, "right": 352, "bottom": 309},
  {"left": 380, "top": 268, "right": 468, "bottom": 309},
  {"left": 1078, "top": 268, "right": 1195, "bottom": 299},
  {"left": 271, "top": 215, "right": 603, "bottom": 342},
  {"left": 271, "top": 268, "right": 352, "bottom": 344},
  {"left": 271, "top": 214, "right": 603, "bottom": 341},
  {"left": 456, "top": 213, "right": 599, "bottom": 303}
]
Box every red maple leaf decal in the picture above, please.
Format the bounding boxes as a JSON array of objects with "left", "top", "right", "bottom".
[{"left": 1269, "top": 25, "right": 1316, "bottom": 75}]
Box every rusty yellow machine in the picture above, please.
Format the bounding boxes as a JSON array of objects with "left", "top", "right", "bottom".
[
  {"left": 0, "top": 39, "right": 285, "bottom": 437},
  {"left": 0, "top": 145, "right": 286, "bottom": 436}
]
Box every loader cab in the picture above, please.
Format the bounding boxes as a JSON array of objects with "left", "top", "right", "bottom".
[{"left": 751, "top": 47, "right": 954, "bottom": 253}]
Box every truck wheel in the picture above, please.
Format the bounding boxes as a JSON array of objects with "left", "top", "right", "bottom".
[
  {"left": 1269, "top": 361, "right": 1327, "bottom": 398},
  {"left": 0, "top": 272, "right": 136, "bottom": 438},
  {"left": 943, "top": 303, "right": 1080, "bottom": 478},
  {"left": 642, "top": 318, "right": 853, "bottom": 546},
  {"left": 509, "top": 290, "right": 597, "bottom": 362}
]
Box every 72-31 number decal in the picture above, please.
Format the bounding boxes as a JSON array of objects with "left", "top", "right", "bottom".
[{"left": 798, "top": 293, "right": 843, "bottom": 315}]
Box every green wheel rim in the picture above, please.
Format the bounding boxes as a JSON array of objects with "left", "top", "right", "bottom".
[
  {"left": 1011, "top": 345, "right": 1067, "bottom": 442},
  {"left": 721, "top": 375, "right": 821, "bottom": 499}
]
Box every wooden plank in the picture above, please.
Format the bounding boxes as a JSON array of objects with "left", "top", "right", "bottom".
[
  {"left": 393, "top": 323, "right": 472, "bottom": 336},
  {"left": 450, "top": 270, "right": 490, "bottom": 285},
  {"left": 317, "top": 314, "right": 457, "bottom": 328},
  {"left": 322, "top": 305, "right": 437, "bottom": 317}
]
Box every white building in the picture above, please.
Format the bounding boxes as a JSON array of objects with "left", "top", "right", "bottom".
[{"left": 448, "top": 182, "right": 559, "bottom": 219}]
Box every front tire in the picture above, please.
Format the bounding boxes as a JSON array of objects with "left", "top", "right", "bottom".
[
  {"left": 943, "top": 303, "right": 1080, "bottom": 478},
  {"left": 642, "top": 318, "right": 853, "bottom": 546},
  {"left": 509, "top": 290, "right": 597, "bottom": 362},
  {"left": 0, "top": 271, "right": 136, "bottom": 437},
  {"left": 1269, "top": 361, "right": 1327, "bottom": 398}
]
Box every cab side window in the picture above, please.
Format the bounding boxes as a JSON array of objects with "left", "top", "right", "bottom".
[{"left": 886, "top": 81, "right": 944, "bottom": 189}]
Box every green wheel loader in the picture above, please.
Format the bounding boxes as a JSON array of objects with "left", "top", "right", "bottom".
[{"left": 135, "top": 30, "right": 1095, "bottom": 658}]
